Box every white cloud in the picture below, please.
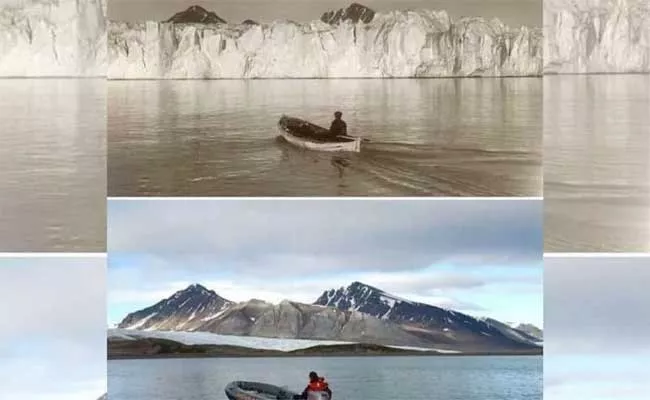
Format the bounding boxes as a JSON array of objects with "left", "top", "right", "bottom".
[{"left": 109, "top": 271, "right": 493, "bottom": 307}]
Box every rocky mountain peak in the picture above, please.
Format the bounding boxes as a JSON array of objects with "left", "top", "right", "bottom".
[
  {"left": 315, "top": 281, "right": 411, "bottom": 313},
  {"left": 169, "top": 283, "right": 223, "bottom": 302},
  {"left": 165, "top": 5, "right": 227, "bottom": 24},
  {"left": 320, "top": 3, "right": 375, "bottom": 25},
  {"left": 321, "top": 3, "right": 376, "bottom": 25},
  {"left": 118, "top": 284, "right": 232, "bottom": 330}
]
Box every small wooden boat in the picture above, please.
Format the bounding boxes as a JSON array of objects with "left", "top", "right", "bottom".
[
  {"left": 278, "top": 115, "right": 362, "bottom": 153},
  {"left": 224, "top": 380, "right": 300, "bottom": 400}
]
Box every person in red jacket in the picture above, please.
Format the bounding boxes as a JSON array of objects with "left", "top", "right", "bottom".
[{"left": 293, "top": 371, "right": 332, "bottom": 399}]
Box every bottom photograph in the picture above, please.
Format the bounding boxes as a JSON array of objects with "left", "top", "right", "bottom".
[
  {"left": 544, "top": 255, "right": 650, "bottom": 400},
  {"left": 107, "top": 199, "right": 543, "bottom": 400},
  {"left": 0, "top": 255, "right": 106, "bottom": 400}
]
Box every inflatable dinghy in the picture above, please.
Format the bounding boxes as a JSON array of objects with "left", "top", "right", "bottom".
[{"left": 224, "top": 380, "right": 300, "bottom": 400}]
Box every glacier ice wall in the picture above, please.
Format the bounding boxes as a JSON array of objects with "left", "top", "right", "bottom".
[
  {"left": 108, "top": 10, "right": 542, "bottom": 79},
  {"left": 544, "top": 0, "right": 650, "bottom": 73},
  {"left": 0, "top": 0, "right": 107, "bottom": 77}
]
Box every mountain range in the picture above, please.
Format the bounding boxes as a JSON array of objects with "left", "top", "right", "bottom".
[
  {"left": 118, "top": 282, "right": 542, "bottom": 353},
  {"left": 161, "top": 3, "right": 377, "bottom": 25}
]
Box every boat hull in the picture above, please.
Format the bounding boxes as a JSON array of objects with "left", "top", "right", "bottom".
[
  {"left": 277, "top": 115, "right": 362, "bottom": 153},
  {"left": 225, "top": 381, "right": 299, "bottom": 400}
]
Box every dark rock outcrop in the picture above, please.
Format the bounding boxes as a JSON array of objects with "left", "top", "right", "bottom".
[
  {"left": 321, "top": 3, "right": 375, "bottom": 25},
  {"left": 242, "top": 19, "right": 259, "bottom": 25},
  {"left": 165, "top": 5, "right": 227, "bottom": 24}
]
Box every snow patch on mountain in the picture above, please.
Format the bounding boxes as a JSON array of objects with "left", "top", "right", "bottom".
[{"left": 128, "top": 312, "right": 158, "bottom": 330}]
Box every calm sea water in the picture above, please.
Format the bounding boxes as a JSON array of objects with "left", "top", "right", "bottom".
[
  {"left": 108, "top": 356, "right": 542, "bottom": 400},
  {"left": 0, "top": 79, "right": 106, "bottom": 252},
  {"left": 108, "top": 79, "right": 541, "bottom": 197},
  {"left": 544, "top": 75, "right": 650, "bottom": 252}
]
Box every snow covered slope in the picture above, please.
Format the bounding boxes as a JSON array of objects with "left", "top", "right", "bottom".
[
  {"left": 544, "top": 0, "right": 650, "bottom": 73},
  {"left": 317, "top": 282, "right": 542, "bottom": 348},
  {"left": 107, "top": 9, "right": 542, "bottom": 79},
  {"left": 118, "top": 283, "right": 233, "bottom": 331},
  {"left": 0, "top": 0, "right": 106, "bottom": 77}
]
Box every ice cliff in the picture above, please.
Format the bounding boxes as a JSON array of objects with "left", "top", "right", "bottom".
[
  {"left": 0, "top": 0, "right": 106, "bottom": 77},
  {"left": 544, "top": 0, "right": 650, "bottom": 73},
  {"left": 107, "top": 9, "right": 542, "bottom": 79}
]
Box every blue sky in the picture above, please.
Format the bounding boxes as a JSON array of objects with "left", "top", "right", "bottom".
[
  {"left": 108, "top": 199, "right": 542, "bottom": 327},
  {"left": 0, "top": 256, "right": 106, "bottom": 400},
  {"left": 544, "top": 256, "right": 650, "bottom": 400}
]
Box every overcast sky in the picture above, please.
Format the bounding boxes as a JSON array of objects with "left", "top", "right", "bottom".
[
  {"left": 0, "top": 257, "right": 106, "bottom": 400},
  {"left": 108, "top": 0, "right": 541, "bottom": 27},
  {"left": 108, "top": 199, "right": 542, "bottom": 327},
  {"left": 545, "top": 256, "right": 650, "bottom": 400}
]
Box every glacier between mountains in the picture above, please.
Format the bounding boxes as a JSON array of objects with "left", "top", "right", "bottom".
[
  {"left": 544, "top": 0, "right": 650, "bottom": 73},
  {"left": 3, "top": 1, "right": 646, "bottom": 77},
  {"left": 108, "top": 10, "right": 542, "bottom": 79},
  {"left": 108, "top": 328, "right": 461, "bottom": 353},
  {"left": 0, "top": 0, "right": 106, "bottom": 76}
]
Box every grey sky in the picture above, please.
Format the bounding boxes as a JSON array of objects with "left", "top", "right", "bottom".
[
  {"left": 0, "top": 257, "right": 106, "bottom": 400},
  {"left": 108, "top": 199, "right": 542, "bottom": 327},
  {"left": 108, "top": 0, "right": 541, "bottom": 27},
  {"left": 109, "top": 199, "right": 542, "bottom": 271},
  {"left": 544, "top": 256, "right": 650, "bottom": 400},
  {"left": 545, "top": 256, "right": 650, "bottom": 354}
]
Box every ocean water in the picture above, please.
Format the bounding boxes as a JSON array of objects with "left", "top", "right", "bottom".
[
  {"left": 0, "top": 79, "right": 106, "bottom": 252},
  {"left": 108, "top": 78, "right": 541, "bottom": 197},
  {"left": 544, "top": 75, "right": 650, "bottom": 252},
  {"left": 108, "top": 355, "right": 542, "bottom": 400}
]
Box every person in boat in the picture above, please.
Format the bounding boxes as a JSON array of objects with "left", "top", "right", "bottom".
[
  {"left": 293, "top": 371, "right": 332, "bottom": 400},
  {"left": 329, "top": 111, "right": 347, "bottom": 138}
]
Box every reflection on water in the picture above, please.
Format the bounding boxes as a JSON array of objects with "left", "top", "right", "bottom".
[
  {"left": 108, "top": 79, "right": 541, "bottom": 196},
  {"left": 109, "top": 356, "right": 542, "bottom": 400},
  {"left": 0, "top": 79, "right": 106, "bottom": 252},
  {"left": 544, "top": 75, "right": 650, "bottom": 252}
]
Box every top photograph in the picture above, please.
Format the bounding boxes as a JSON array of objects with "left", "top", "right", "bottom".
[{"left": 107, "top": 0, "right": 543, "bottom": 197}]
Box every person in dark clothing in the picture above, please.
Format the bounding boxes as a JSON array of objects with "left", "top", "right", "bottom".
[
  {"left": 293, "top": 371, "right": 332, "bottom": 399},
  {"left": 329, "top": 111, "right": 347, "bottom": 138}
]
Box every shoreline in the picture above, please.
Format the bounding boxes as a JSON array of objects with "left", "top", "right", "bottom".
[
  {"left": 108, "top": 351, "right": 543, "bottom": 360},
  {"left": 108, "top": 340, "right": 542, "bottom": 360},
  {"left": 108, "top": 336, "right": 542, "bottom": 360}
]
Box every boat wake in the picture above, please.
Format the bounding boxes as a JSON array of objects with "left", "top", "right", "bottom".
[{"left": 275, "top": 137, "right": 539, "bottom": 196}]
